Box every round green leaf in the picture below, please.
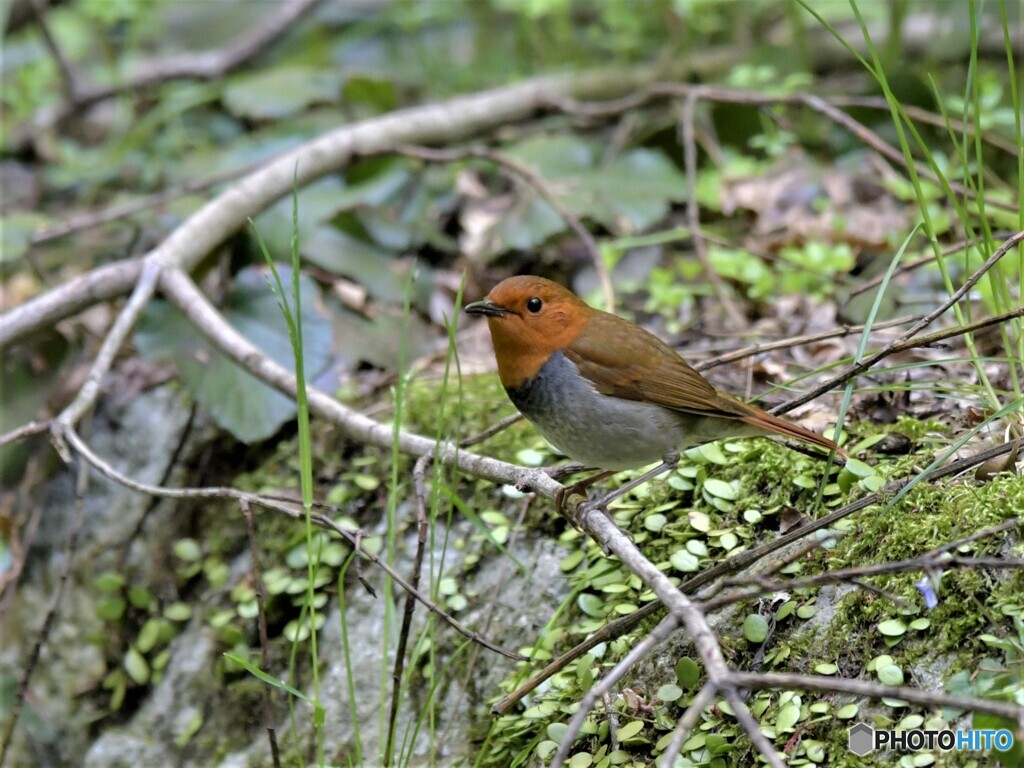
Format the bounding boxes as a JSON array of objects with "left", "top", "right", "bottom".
[
  {"left": 686, "top": 539, "right": 708, "bottom": 557},
  {"left": 877, "top": 619, "right": 908, "bottom": 637},
  {"left": 676, "top": 656, "right": 700, "bottom": 689},
  {"left": 836, "top": 703, "right": 859, "bottom": 719},
  {"left": 670, "top": 550, "right": 700, "bottom": 572},
  {"left": 688, "top": 511, "right": 711, "bottom": 532},
  {"left": 877, "top": 664, "right": 904, "bottom": 686},
  {"left": 615, "top": 720, "right": 644, "bottom": 741},
  {"left": 657, "top": 684, "right": 683, "bottom": 702},
  {"left": 776, "top": 701, "right": 800, "bottom": 732},
  {"left": 577, "top": 593, "right": 604, "bottom": 618},
  {"left": 703, "top": 478, "right": 737, "bottom": 500},
  {"left": 124, "top": 646, "right": 150, "bottom": 685},
  {"left": 644, "top": 513, "right": 667, "bottom": 532},
  {"left": 743, "top": 614, "right": 769, "bottom": 643}
]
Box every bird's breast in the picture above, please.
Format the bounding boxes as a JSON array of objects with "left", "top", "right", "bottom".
[{"left": 505, "top": 351, "right": 687, "bottom": 470}]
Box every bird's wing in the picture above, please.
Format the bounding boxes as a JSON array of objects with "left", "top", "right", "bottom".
[{"left": 564, "top": 312, "right": 749, "bottom": 419}]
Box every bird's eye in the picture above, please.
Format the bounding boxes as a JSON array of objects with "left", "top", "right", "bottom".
[{"left": 526, "top": 297, "right": 543, "bottom": 314}]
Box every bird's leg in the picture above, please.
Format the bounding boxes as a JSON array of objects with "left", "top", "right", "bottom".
[
  {"left": 580, "top": 451, "right": 681, "bottom": 518},
  {"left": 554, "top": 470, "right": 615, "bottom": 519}
]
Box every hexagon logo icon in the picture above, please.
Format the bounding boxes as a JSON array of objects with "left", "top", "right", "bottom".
[{"left": 848, "top": 722, "right": 875, "bottom": 756}]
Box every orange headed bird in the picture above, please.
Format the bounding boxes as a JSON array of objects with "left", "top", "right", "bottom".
[{"left": 466, "top": 276, "right": 844, "bottom": 511}]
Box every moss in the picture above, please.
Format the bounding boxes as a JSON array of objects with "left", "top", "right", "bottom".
[{"left": 473, "top": 414, "right": 1023, "bottom": 767}]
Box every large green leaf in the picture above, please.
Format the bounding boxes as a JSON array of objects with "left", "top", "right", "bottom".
[
  {"left": 505, "top": 135, "right": 687, "bottom": 232},
  {"left": 134, "top": 266, "right": 331, "bottom": 443},
  {"left": 223, "top": 66, "right": 343, "bottom": 120}
]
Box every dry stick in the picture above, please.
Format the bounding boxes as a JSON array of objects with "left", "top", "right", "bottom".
[
  {"left": 703, "top": 553, "right": 1024, "bottom": 613},
  {"left": 491, "top": 536, "right": 672, "bottom": 717},
  {"left": 922, "top": 517, "right": 1022, "bottom": 559},
  {"left": 58, "top": 425, "right": 523, "bottom": 661},
  {"left": 730, "top": 671, "right": 1023, "bottom": 720},
  {"left": 678, "top": 93, "right": 745, "bottom": 328},
  {"left": 30, "top": 161, "right": 270, "bottom": 246},
  {"left": 1, "top": 257, "right": 145, "bottom": 348},
  {"left": 601, "top": 691, "right": 620, "bottom": 753},
  {"left": 842, "top": 233, "right": 1012, "bottom": 302},
  {"left": 460, "top": 413, "right": 523, "bottom": 447},
  {"left": 28, "top": 0, "right": 79, "bottom": 101},
  {"left": 16, "top": 0, "right": 324, "bottom": 147},
  {"left": 0, "top": 421, "right": 49, "bottom": 450},
  {"left": 51, "top": 260, "right": 162, "bottom": 437},
  {"left": 241, "top": 499, "right": 282, "bottom": 768},
  {"left": 384, "top": 452, "right": 433, "bottom": 767},
  {"left": 833, "top": 96, "right": 1021, "bottom": 157},
  {"left": 0, "top": 456, "right": 88, "bottom": 768},
  {"left": 396, "top": 144, "right": 616, "bottom": 313},
  {"left": 551, "top": 84, "right": 1016, "bottom": 213},
  {"left": 723, "top": 686, "right": 785, "bottom": 765},
  {"left": 692, "top": 315, "right": 918, "bottom": 372},
  {"left": 3, "top": 62, "right": 684, "bottom": 350},
  {"left": 657, "top": 684, "right": 719, "bottom": 768},
  {"left": 570, "top": 509, "right": 783, "bottom": 768},
  {"left": 490, "top": 595, "right": 649, "bottom": 715},
  {"left": 158, "top": 267, "right": 557, "bottom": 493},
  {"left": 847, "top": 577, "right": 911, "bottom": 611},
  {"left": 550, "top": 614, "right": 682, "bottom": 767},
  {"left": 0, "top": 461, "right": 44, "bottom": 616},
  {"left": 773, "top": 230, "right": 1024, "bottom": 415}
]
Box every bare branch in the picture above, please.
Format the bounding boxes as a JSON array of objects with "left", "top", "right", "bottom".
[
  {"left": 15, "top": 0, "right": 325, "bottom": 147},
  {"left": 730, "top": 671, "right": 1024, "bottom": 720},
  {"left": 58, "top": 425, "right": 523, "bottom": 661},
  {"left": 2, "top": 63, "right": 681, "bottom": 349}
]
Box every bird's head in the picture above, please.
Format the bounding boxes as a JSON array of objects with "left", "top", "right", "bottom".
[{"left": 465, "top": 275, "right": 589, "bottom": 388}]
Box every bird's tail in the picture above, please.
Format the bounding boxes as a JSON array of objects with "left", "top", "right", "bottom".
[{"left": 735, "top": 402, "right": 848, "bottom": 460}]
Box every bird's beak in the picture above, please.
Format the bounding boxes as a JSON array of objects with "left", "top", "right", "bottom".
[{"left": 464, "top": 299, "right": 511, "bottom": 318}]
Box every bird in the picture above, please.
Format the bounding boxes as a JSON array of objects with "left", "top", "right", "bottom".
[{"left": 465, "top": 275, "right": 845, "bottom": 513}]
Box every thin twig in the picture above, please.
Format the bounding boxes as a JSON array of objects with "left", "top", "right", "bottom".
[
  {"left": 678, "top": 93, "right": 745, "bottom": 327},
  {"left": 30, "top": 161, "right": 270, "bottom": 246},
  {"left": 722, "top": 686, "right": 785, "bottom": 768},
  {"left": 59, "top": 425, "right": 524, "bottom": 661},
  {"left": 0, "top": 421, "right": 49, "bottom": 450},
  {"left": 693, "top": 315, "right": 917, "bottom": 372},
  {"left": 5, "top": 63, "right": 681, "bottom": 349},
  {"left": 730, "top": 671, "right": 1024, "bottom": 720},
  {"left": 28, "top": 0, "right": 78, "bottom": 100},
  {"left": 704, "top": 552, "right": 1024, "bottom": 612},
  {"left": 384, "top": 452, "right": 433, "bottom": 766},
  {"left": 15, "top": 0, "right": 325, "bottom": 147},
  {"left": 51, "top": 260, "right": 162, "bottom": 436},
  {"left": 514, "top": 438, "right": 1022, "bottom": 689},
  {"left": 550, "top": 614, "right": 681, "bottom": 766},
  {"left": 657, "top": 684, "right": 718, "bottom": 768},
  {"left": 774, "top": 230, "right": 1024, "bottom": 415},
  {"left": 396, "top": 144, "right": 616, "bottom": 313}
]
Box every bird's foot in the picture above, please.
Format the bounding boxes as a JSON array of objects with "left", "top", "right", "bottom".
[{"left": 554, "top": 471, "right": 615, "bottom": 516}]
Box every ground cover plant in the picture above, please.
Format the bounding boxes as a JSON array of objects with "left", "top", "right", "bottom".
[{"left": 1, "top": 1, "right": 1022, "bottom": 767}]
